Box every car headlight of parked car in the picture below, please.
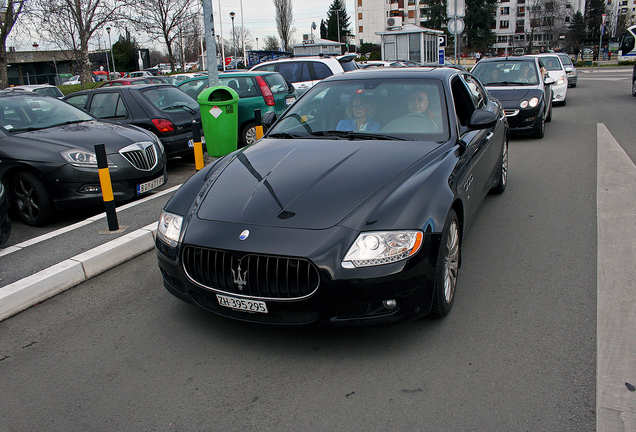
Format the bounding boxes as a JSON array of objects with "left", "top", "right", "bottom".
[
  {"left": 342, "top": 231, "right": 423, "bottom": 268},
  {"left": 157, "top": 210, "right": 183, "bottom": 248},
  {"left": 60, "top": 149, "right": 117, "bottom": 168},
  {"left": 520, "top": 97, "right": 539, "bottom": 109},
  {"left": 556, "top": 76, "right": 566, "bottom": 85}
]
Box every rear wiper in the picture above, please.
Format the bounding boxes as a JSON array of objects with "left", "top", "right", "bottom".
[
  {"left": 310, "top": 130, "right": 407, "bottom": 141},
  {"left": 166, "top": 103, "right": 198, "bottom": 114}
]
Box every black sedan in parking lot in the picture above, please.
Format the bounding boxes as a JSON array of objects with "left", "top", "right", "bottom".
[
  {"left": 156, "top": 67, "right": 509, "bottom": 326},
  {"left": 0, "top": 93, "right": 167, "bottom": 226},
  {"left": 63, "top": 84, "right": 200, "bottom": 158},
  {"left": 471, "top": 56, "right": 554, "bottom": 138}
]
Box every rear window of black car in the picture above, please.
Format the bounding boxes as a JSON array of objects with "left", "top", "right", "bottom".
[
  {"left": 142, "top": 86, "right": 199, "bottom": 112},
  {"left": 339, "top": 58, "right": 359, "bottom": 72}
]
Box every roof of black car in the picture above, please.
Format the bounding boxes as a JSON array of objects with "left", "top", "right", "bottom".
[
  {"left": 321, "top": 66, "right": 461, "bottom": 82},
  {"left": 476, "top": 56, "right": 538, "bottom": 63}
]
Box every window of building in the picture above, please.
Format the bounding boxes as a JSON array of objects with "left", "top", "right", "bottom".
[
  {"left": 359, "top": 12, "right": 362, "bottom": 19},
  {"left": 517, "top": 6, "right": 525, "bottom": 15},
  {"left": 500, "top": 20, "right": 509, "bottom": 28},
  {"left": 500, "top": 6, "right": 510, "bottom": 14},
  {"left": 408, "top": 9, "right": 414, "bottom": 17},
  {"left": 359, "top": 25, "right": 363, "bottom": 32},
  {"left": 358, "top": 0, "right": 362, "bottom": 5}
]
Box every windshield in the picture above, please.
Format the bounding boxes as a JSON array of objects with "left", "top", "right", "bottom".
[
  {"left": 267, "top": 78, "right": 449, "bottom": 142},
  {"left": 142, "top": 86, "right": 199, "bottom": 112},
  {"left": 471, "top": 61, "right": 539, "bottom": 86},
  {"left": 539, "top": 56, "right": 562, "bottom": 71},
  {"left": 557, "top": 54, "right": 573, "bottom": 66},
  {"left": 0, "top": 96, "right": 93, "bottom": 132}
]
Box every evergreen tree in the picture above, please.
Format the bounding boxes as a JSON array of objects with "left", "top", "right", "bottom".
[
  {"left": 113, "top": 34, "right": 140, "bottom": 72},
  {"left": 566, "top": 11, "right": 586, "bottom": 50},
  {"left": 422, "top": 0, "right": 448, "bottom": 30},
  {"left": 325, "top": 0, "right": 351, "bottom": 44},
  {"left": 320, "top": 19, "right": 328, "bottom": 39},
  {"left": 464, "top": 0, "right": 496, "bottom": 50},
  {"left": 585, "top": 0, "right": 605, "bottom": 39}
]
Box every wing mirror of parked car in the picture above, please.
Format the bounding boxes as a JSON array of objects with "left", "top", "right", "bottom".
[
  {"left": 544, "top": 76, "right": 556, "bottom": 86},
  {"left": 565, "top": 67, "right": 573, "bottom": 73},
  {"left": 467, "top": 110, "right": 498, "bottom": 131},
  {"left": 262, "top": 111, "right": 277, "bottom": 128}
]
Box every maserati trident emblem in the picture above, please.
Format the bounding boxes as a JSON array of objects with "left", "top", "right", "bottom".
[
  {"left": 231, "top": 263, "right": 248, "bottom": 291},
  {"left": 239, "top": 230, "right": 249, "bottom": 240}
]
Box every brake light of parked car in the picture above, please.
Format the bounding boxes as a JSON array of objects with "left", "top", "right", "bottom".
[
  {"left": 151, "top": 118, "right": 175, "bottom": 133},
  {"left": 255, "top": 76, "right": 275, "bottom": 106}
]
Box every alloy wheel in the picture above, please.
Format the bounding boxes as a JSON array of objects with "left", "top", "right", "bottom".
[{"left": 443, "top": 219, "right": 460, "bottom": 304}]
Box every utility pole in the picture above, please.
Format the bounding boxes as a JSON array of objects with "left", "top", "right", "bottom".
[{"left": 201, "top": 0, "right": 219, "bottom": 86}]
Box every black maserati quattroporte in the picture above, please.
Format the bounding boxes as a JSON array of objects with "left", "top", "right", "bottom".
[{"left": 156, "top": 67, "right": 509, "bottom": 326}]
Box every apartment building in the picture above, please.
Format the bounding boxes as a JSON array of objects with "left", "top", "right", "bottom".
[{"left": 355, "top": 0, "right": 430, "bottom": 45}]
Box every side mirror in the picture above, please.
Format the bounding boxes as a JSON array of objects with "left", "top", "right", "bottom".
[
  {"left": 262, "top": 111, "right": 277, "bottom": 128},
  {"left": 565, "top": 67, "right": 573, "bottom": 73},
  {"left": 467, "top": 110, "right": 497, "bottom": 130},
  {"left": 544, "top": 76, "right": 556, "bottom": 86}
]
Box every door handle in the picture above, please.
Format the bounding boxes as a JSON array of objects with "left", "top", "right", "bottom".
[{"left": 486, "top": 132, "right": 494, "bottom": 140}]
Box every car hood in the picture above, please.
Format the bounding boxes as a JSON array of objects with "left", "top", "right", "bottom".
[
  {"left": 487, "top": 88, "right": 534, "bottom": 101},
  {"left": 196, "top": 139, "right": 440, "bottom": 229},
  {"left": 13, "top": 120, "right": 151, "bottom": 154}
]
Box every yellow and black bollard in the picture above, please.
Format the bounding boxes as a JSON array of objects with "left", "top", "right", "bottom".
[
  {"left": 94, "top": 143, "right": 119, "bottom": 231},
  {"left": 192, "top": 119, "right": 204, "bottom": 170},
  {"left": 254, "top": 109, "right": 263, "bottom": 141}
]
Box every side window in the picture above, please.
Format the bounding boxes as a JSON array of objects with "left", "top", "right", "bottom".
[
  {"left": 89, "top": 93, "right": 127, "bottom": 119},
  {"left": 299, "top": 63, "right": 312, "bottom": 82},
  {"left": 277, "top": 63, "right": 301, "bottom": 83},
  {"left": 64, "top": 94, "right": 88, "bottom": 109},
  {"left": 312, "top": 62, "right": 333, "bottom": 80},
  {"left": 253, "top": 64, "right": 277, "bottom": 72},
  {"left": 451, "top": 76, "right": 476, "bottom": 127},
  {"left": 462, "top": 74, "right": 487, "bottom": 109}
]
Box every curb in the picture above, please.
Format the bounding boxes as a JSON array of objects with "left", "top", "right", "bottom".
[{"left": 0, "top": 222, "right": 158, "bottom": 321}]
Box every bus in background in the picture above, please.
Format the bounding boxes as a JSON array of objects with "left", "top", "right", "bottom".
[{"left": 618, "top": 25, "right": 636, "bottom": 62}]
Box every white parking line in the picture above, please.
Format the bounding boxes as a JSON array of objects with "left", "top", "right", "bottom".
[
  {"left": 596, "top": 123, "right": 636, "bottom": 431},
  {"left": 0, "top": 184, "right": 181, "bottom": 258}
]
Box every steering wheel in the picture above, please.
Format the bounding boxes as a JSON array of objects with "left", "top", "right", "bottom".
[
  {"left": 404, "top": 113, "right": 439, "bottom": 133},
  {"left": 518, "top": 77, "right": 529, "bottom": 83},
  {"left": 32, "top": 106, "right": 60, "bottom": 125}
]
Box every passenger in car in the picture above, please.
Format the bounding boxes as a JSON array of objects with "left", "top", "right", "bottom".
[
  {"left": 336, "top": 94, "right": 380, "bottom": 132},
  {"left": 382, "top": 88, "right": 439, "bottom": 134}
]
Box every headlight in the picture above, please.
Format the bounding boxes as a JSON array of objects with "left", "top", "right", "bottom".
[
  {"left": 157, "top": 210, "right": 183, "bottom": 247},
  {"left": 557, "top": 76, "right": 566, "bottom": 85},
  {"left": 60, "top": 149, "right": 117, "bottom": 168},
  {"left": 528, "top": 97, "right": 539, "bottom": 108},
  {"left": 520, "top": 100, "right": 529, "bottom": 108},
  {"left": 342, "top": 231, "right": 423, "bottom": 268}
]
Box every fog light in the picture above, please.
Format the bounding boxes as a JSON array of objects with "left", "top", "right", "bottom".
[
  {"left": 79, "top": 185, "right": 101, "bottom": 193},
  {"left": 383, "top": 299, "right": 398, "bottom": 310}
]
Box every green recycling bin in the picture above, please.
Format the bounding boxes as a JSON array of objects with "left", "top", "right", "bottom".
[{"left": 197, "top": 86, "right": 239, "bottom": 157}]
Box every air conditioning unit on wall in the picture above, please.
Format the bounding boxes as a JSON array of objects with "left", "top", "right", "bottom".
[{"left": 386, "top": 17, "right": 403, "bottom": 28}]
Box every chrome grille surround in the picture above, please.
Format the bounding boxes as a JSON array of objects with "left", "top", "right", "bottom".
[
  {"left": 119, "top": 141, "right": 158, "bottom": 171},
  {"left": 181, "top": 246, "right": 321, "bottom": 301}
]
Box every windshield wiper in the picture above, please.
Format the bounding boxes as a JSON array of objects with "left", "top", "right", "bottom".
[
  {"left": 486, "top": 81, "right": 519, "bottom": 86},
  {"left": 310, "top": 130, "right": 407, "bottom": 141},
  {"left": 268, "top": 132, "right": 304, "bottom": 139},
  {"left": 165, "top": 103, "right": 197, "bottom": 114}
]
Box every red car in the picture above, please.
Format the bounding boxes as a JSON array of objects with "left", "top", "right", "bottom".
[{"left": 100, "top": 77, "right": 154, "bottom": 87}]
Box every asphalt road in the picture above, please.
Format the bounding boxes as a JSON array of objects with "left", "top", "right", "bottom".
[{"left": 1, "top": 68, "right": 633, "bottom": 431}]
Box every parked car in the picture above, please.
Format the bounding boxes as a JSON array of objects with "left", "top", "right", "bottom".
[
  {"left": 357, "top": 60, "right": 405, "bottom": 68},
  {"left": 63, "top": 84, "right": 200, "bottom": 159},
  {"left": 0, "top": 181, "right": 11, "bottom": 247},
  {"left": 129, "top": 71, "right": 154, "bottom": 78},
  {"left": 100, "top": 77, "right": 154, "bottom": 87},
  {"left": 532, "top": 53, "right": 568, "bottom": 105},
  {"left": 0, "top": 93, "right": 167, "bottom": 226},
  {"left": 556, "top": 53, "right": 577, "bottom": 88},
  {"left": 147, "top": 76, "right": 179, "bottom": 86},
  {"left": 4, "top": 84, "right": 64, "bottom": 99},
  {"left": 250, "top": 54, "right": 359, "bottom": 95},
  {"left": 421, "top": 61, "right": 468, "bottom": 71},
  {"left": 178, "top": 71, "right": 297, "bottom": 147},
  {"left": 156, "top": 67, "right": 509, "bottom": 326},
  {"left": 471, "top": 56, "right": 554, "bottom": 138}
]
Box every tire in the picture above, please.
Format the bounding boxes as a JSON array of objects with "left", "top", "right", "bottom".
[
  {"left": 490, "top": 136, "right": 508, "bottom": 195},
  {"left": 632, "top": 80, "right": 636, "bottom": 96},
  {"left": 240, "top": 121, "right": 256, "bottom": 148},
  {"left": 532, "top": 113, "right": 545, "bottom": 139},
  {"left": 10, "top": 171, "right": 54, "bottom": 226},
  {"left": 429, "top": 209, "right": 461, "bottom": 318},
  {"left": 545, "top": 101, "right": 552, "bottom": 122},
  {"left": 572, "top": 83, "right": 577, "bottom": 88}
]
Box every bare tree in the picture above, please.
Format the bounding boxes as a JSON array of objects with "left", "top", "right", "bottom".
[
  {"left": 263, "top": 35, "right": 279, "bottom": 51},
  {"left": 130, "top": 0, "right": 197, "bottom": 72},
  {"left": 0, "top": 0, "right": 28, "bottom": 88},
  {"left": 273, "top": 0, "right": 294, "bottom": 52},
  {"left": 36, "top": 0, "right": 131, "bottom": 86}
]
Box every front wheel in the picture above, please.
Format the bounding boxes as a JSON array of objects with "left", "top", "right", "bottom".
[
  {"left": 532, "top": 113, "right": 545, "bottom": 139},
  {"left": 490, "top": 136, "right": 508, "bottom": 194},
  {"left": 10, "top": 171, "right": 54, "bottom": 226},
  {"left": 632, "top": 80, "right": 636, "bottom": 96},
  {"left": 429, "top": 209, "right": 461, "bottom": 318}
]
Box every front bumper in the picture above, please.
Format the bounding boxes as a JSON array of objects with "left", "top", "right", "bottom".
[
  {"left": 503, "top": 105, "right": 543, "bottom": 132},
  {"left": 156, "top": 221, "right": 442, "bottom": 326}
]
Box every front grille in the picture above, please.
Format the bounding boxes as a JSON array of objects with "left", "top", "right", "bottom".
[
  {"left": 182, "top": 246, "right": 320, "bottom": 300},
  {"left": 120, "top": 142, "right": 158, "bottom": 171}
]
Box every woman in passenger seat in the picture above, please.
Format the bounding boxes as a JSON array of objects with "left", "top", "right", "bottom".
[{"left": 336, "top": 94, "right": 381, "bottom": 132}]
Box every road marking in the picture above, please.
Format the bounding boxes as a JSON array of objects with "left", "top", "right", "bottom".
[
  {"left": 0, "top": 184, "right": 181, "bottom": 258},
  {"left": 596, "top": 124, "right": 636, "bottom": 431},
  {"left": 579, "top": 77, "right": 630, "bottom": 81}
]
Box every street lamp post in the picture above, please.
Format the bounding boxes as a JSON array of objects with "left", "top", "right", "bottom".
[
  {"left": 106, "top": 27, "right": 116, "bottom": 78},
  {"left": 230, "top": 12, "right": 236, "bottom": 69},
  {"left": 256, "top": 38, "right": 258, "bottom": 50}
]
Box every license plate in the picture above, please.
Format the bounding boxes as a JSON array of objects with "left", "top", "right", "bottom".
[
  {"left": 136, "top": 176, "right": 164, "bottom": 194},
  {"left": 217, "top": 294, "right": 268, "bottom": 313},
  {"left": 285, "top": 97, "right": 296, "bottom": 106}
]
